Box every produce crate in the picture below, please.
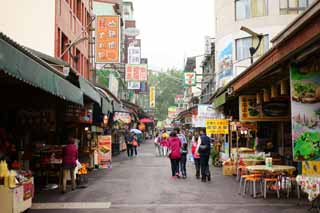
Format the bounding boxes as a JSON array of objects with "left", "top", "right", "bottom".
[{"left": 223, "top": 165, "right": 235, "bottom": 176}]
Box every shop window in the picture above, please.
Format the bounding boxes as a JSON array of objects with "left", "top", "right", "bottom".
[
  {"left": 61, "top": 32, "right": 69, "bottom": 62},
  {"left": 279, "top": 0, "right": 313, "bottom": 14},
  {"left": 75, "top": 49, "right": 81, "bottom": 73},
  {"left": 235, "top": 0, "right": 268, "bottom": 20},
  {"left": 236, "top": 35, "right": 269, "bottom": 61}
]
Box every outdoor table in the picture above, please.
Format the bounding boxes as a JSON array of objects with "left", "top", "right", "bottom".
[
  {"left": 242, "top": 159, "right": 264, "bottom": 166},
  {"left": 246, "top": 165, "right": 296, "bottom": 174}
]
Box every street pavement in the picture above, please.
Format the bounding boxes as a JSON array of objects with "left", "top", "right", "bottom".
[{"left": 30, "top": 140, "right": 310, "bottom": 213}]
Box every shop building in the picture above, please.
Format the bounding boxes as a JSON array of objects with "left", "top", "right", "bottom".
[
  {"left": 0, "top": 0, "right": 94, "bottom": 80},
  {"left": 214, "top": 0, "right": 316, "bottom": 89}
]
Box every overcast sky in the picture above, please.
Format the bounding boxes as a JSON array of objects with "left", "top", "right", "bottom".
[{"left": 131, "top": 0, "right": 215, "bottom": 71}]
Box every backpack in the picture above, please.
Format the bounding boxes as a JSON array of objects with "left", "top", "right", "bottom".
[{"left": 198, "top": 137, "right": 210, "bottom": 154}]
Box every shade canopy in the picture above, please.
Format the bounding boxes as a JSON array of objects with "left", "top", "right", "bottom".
[{"left": 140, "top": 118, "right": 154, "bottom": 123}]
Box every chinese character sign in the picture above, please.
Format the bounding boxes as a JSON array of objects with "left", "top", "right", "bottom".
[
  {"left": 206, "top": 119, "right": 229, "bottom": 135},
  {"left": 149, "top": 86, "right": 155, "bottom": 108},
  {"left": 98, "top": 135, "right": 112, "bottom": 168},
  {"left": 184, "top": 72, "right": 196, "bottom": 87},
  {"left": 96, "top": 16, "right": 120, "bottom": 63},
  {"left": 128, "top": 46, "right": 141, "bottom": 64},
  {"left": 125, "top": 64, "right": 148, "bottom": 81}
]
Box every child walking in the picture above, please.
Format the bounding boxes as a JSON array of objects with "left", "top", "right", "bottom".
[{"left": 180, "top": 143, "right": 188, "bottom": 179}]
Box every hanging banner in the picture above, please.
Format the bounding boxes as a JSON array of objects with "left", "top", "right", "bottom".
[
  {"left": 98, "top": 135, "right": 112, "bottom": 168},
  {"left": 239, "top": 95, "right": 289, "bottom": 122},
  {"left": 128, "top": 81, "right": 140, "bottom": 90},
  {"left": 291, "top": 64, "right": 320, "bottom": 161},
  {"left": 149, "top": 86, "right": 155, "bottom": 108},
  {"left": 184, "top": 72, "right": 196, "bottom": 87},
  {"left": 217, "top": 35, "right": 233, "bottom": 87},
  {"left": 96, "top": 16, "right": 120, "bottom": 63},
  {"left": 206, "top": 119, "right": 229, "bottom": 135},
  {"left": 125, "top": 64, "right": 148, "bottom": 81},
  {"left": 113, "top": 112, "right": 132, "bottom": 124}
]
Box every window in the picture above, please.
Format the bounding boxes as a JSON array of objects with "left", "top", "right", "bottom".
[
  {"left": 236, "top": 0, "right": 267, "bottom": 20},
  {"left": 76, "top": 0, "right": 81, "bottom": 21},
  {"left": 236, "top": 35, "right": 269, "bottom": 61},
  {"left": 280, "top": 0, "right": 313, "bottom": 14}
]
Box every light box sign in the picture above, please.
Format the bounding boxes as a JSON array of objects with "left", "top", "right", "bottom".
[
  {"left": 184, "top": 72, "right": 196, "bottom": 87},
  {"left": 149, "top": 86, "right": 155, "bottom": 108},
  {"left": 96, "top": 16, "right": 120, "bottom": 63},
  {"left": 125, "top": 64, "right": 148, "bottom": 81},
  {"left": 98, "top": 135, "right": 112, "bottom": 168},
  {"left": 206, "top": 119, "right": 229, "bottom": 135}
]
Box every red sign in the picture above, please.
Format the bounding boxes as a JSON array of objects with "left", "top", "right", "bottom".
[{"left": 125, "top": 64, "right": 148, "bottom": 81}]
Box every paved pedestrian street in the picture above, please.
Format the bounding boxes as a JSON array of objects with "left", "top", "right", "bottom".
[{"left": 30, "top": 141, "right": 309, "bottom": 213}]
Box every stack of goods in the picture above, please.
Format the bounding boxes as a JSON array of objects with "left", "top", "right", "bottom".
[{"left": 223, "top": 159, "right": 235, "bottom": 176}]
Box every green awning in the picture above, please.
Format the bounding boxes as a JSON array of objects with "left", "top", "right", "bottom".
[
  {"left": 79, "top": 77, "right": 101, "bottom": 105},
  {"left": 102, "top": 98, "right": 112, "bottom": 115},
  {"left": 213, "top": 91, "right": 226, "bottom": 108},
  {"left": 0, "top": 35, "right": 83, "bottom": 105}
]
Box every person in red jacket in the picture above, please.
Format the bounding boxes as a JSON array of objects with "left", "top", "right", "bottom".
[
  {"left": 191, "top": 134, "right": 200, "bottom": 179},
  {"left": 167, "top": 131, "right": 181, "bottom": 179},
  {"left": 61, "top": 135, "right": 78, "bottom": 193}
]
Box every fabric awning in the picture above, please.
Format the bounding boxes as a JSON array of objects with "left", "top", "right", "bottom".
[
  {"left": 102, "top": 98, "right": 113, "bottom": 115},
  {"left": 79, "top": 77, "right": 101, "bottom": 105},
  {"left": 0, "top": 34, "right": 83, "bottom": 105},
  {"left": 140, "top": 118, "right": 154, "bottom": 123}
]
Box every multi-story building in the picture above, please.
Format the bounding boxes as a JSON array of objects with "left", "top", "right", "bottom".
[
  {"left": 0, "top": 0, "right": 93, "bottom": 80},
  {"left": 214, "top": 0, "right": 315, "bottom": 89}
]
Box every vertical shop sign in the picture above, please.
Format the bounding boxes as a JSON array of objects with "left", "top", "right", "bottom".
[
  {"left": 149, "top": 86, "right": 155, "bottom": 108},
  {"left": 290, "top": 64, "right": 320, "bottom": 161},
  {"left": 218, "top": 35, "right": 233, "bottom": 87},
  {"left": 128, "top": 46, "right": 141, "bottom": 64},
  {"left": 96, "top": 16, "right": 120, "bottom": 63},
  {"left": 98, "top": 135, "right": 112, "bottom": 168}
]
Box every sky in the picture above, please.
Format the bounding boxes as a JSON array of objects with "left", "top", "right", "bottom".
[{"left": 131, "top": 0, "right": 215, "bottom": 71}]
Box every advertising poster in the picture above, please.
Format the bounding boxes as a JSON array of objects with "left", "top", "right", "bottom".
[
  {"left": 218, "top": 38, "right": 233, "bottom": 87},
  {"left": 291, "top": 64, "right": 320, "bottom": 161},
  {"left": 98, "top": 135, "right": 112, "bottom": 168},
  {"left": 193, "top": 104, "right": 217, "bottom": 128},
  {"left": 184, "top": 72, "right": 196, "bottom": 87},
  {"left": 96, "top": 16, "right": 120, "bottom": 63},
  {"left": 128, "top": 81, "right": 140, "bottom": 90},
  {"left": 239, "top": 95, "right": 289, "bottom": 122},
  {"left": 113, "top": 112, "right": 132, "bottom": 124}
]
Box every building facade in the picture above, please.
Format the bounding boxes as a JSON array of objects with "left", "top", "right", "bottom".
[
  {"left": 214, "top": 0, "right": 315, "bottom": 89},
  {"left": 0, "top": 0, "right": 93, "bottom": 80}
]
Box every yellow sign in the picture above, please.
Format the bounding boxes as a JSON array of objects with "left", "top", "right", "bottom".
[
  {"left": 149, "top": 86, "right": 155, "bottom": 108},
  {"left": 302, "top": 161, "right": 320, "bottom": 175},
  {"left": 206, "top": 119, "right": 229, "bottom": 135}
]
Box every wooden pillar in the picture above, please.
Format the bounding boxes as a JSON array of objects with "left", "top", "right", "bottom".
[
  {"left": 280, "top": 80, "right": 288, "bottom": 96},
  {"left": 256, "top": 92, "right": 262, "bottom": 105},
  {"left": 263, "top": 89, "right": 270, "bottom": 102},
  {"left": 271, "top": 85, "right": 278, "bottom": 98}
]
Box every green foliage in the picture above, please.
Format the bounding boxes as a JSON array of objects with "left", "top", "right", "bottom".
[
  {"left": 96, "top": 69, "right": 110, "bottom": 88},
  {"left": 148, "top": 69, "right": 184, "bottom": 120},
  {"left": 294, "top": 131, "right": 320, "bottom": 160}
]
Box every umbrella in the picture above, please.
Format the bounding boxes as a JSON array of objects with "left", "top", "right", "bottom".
[
  {"left": 140, "top": 118, "right": 154, "bottom": 123},
  {"left": 130, "top": 129, "right": 142, "bottom": 134}
]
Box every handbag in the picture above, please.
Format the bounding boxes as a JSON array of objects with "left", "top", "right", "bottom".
[{"left": 132, "top": 140, "right": 138, "bottom": 146}]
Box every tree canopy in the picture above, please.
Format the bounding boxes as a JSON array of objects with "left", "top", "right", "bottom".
[{"left": 148, "top": 69, "right": 184, "bottom": 121}]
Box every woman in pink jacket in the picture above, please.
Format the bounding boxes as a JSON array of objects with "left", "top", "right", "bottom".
[{"left": 167, "top": 131, "right": 181, "bottom": 179}]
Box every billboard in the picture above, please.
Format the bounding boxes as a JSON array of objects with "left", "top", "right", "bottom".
[
  {"left": 291, "top": 64, "right": 320, "bottom": 161},
  {"left": 125, "top": 64, "right": 148, "bottom": 81},
  {"left": 218, "top": 36, "right": 233, "bottom": 87},
  {"left": 149, "top": 86, "right": 155, "bottom": 108},
  {"left": 96, "top": 16, "right": 120, "bottom": 63},
  {"left": 128, "top": 81, "right": 140, "bottom": 90}
]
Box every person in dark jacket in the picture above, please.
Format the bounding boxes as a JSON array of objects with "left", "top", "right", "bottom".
[
  {"left": 196, "top": 129, "right": 211, "bottom": 182},
  {"left": 180, "top": 143, "right": 188, "bottom": 179},
  {"left": 61, "top": 135, "right": 78, "bottom": 193},
  {"left": 125, "top": 130, "right": 133, "bottom": 158},
  {"left": 167, "top": 131, "right": 181, "bottom": 179}
]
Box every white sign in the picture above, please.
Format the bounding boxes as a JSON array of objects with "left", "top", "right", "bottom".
[
  {"left": 128, "top": 46, "right": 141, "bottom": 64},
  {"left": 128, "top": 81, "right": 140, "bottom": 90},
  {"left": 109, "top": 73, "right": 119, "bottom": 96},
  {"left": 124, "top": 28, "right": 140, "bottom": 37},
  {"left": 193, "top": 104, "right": 217, "bottom": 128},
  {"left": 204, "top": 36, "right": 211, "bottom": 55}
]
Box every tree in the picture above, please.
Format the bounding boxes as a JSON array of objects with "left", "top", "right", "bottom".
[{"left": 148, "top": 69, "right": 184, "bottom": 121}]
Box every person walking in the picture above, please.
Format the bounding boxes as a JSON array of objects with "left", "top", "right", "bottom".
[
  {"left": 154, "top": 133, "right": 162, "bottom": 156},
  {"left": 180, "top": 143, "right": 188, "bottom": 179},
  {"left": 61, "top": 135, "right": 78, "bottom": 193},
  {"left": 167, "top": 131, "right": 181, "bottom": 179},
  {"left": 132, "top": 133, "right": 139, "bottom": 157},
  {"left": 125, "top": 130, "right": 133, "bottom": 158},
  {"left": 160, "top": 129, "right": 169, "bottom": 157},
  {"left": 191, "top": 134, "right": 200, "bottom": 179},
  {"left": 175, "top": 127, "right": 187, "bottom": 145},
  {"left": 196, "top": 129, "right": 211, "bottom": 182}
]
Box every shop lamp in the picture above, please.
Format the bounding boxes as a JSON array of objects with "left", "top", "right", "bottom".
[
  {"left": 240, "top": 26, "right": 264, "bottom": 64},
  {"left": 84, "top": 127, "right": 89, "bottom": 131},
  {"left": 244, "top": 130, "right": 248, "bottom": 135}
]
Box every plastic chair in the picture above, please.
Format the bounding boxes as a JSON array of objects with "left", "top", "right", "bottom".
[{"left": 243, "top": 175, "right": 263, "bottom": 198}]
